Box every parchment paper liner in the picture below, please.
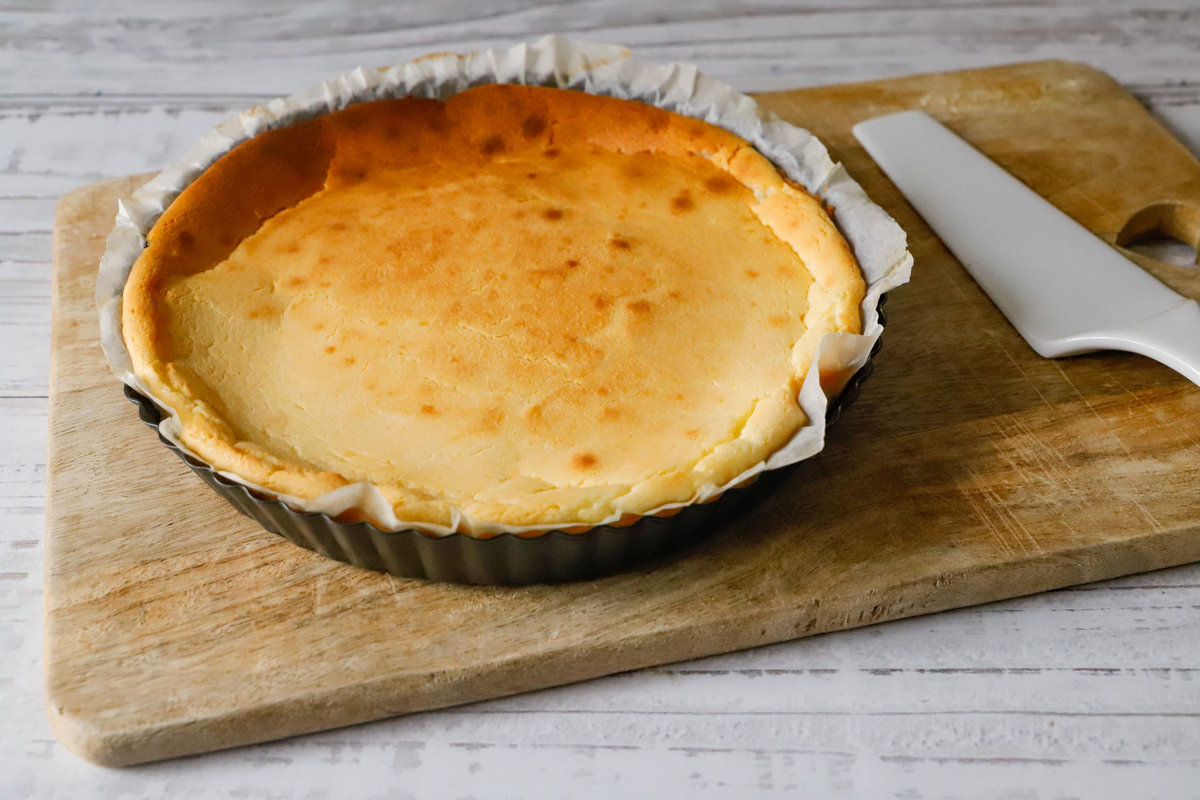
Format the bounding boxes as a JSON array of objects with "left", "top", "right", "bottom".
[{"left": 97, "top": 36, "right": 912, "bottom": 547}]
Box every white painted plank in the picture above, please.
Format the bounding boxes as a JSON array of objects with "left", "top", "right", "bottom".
[
  {"left": 0, "top": 263, "right": 51, "bottom": 398},
  {"left": 1, "top": 2, "right": 1199, "bottom": 94}
]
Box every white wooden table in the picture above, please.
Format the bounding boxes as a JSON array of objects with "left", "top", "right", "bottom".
[{"left": 5, "top": 2, "right": 1200, "bottom": 797}]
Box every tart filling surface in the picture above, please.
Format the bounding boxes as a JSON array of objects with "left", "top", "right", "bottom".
[{"left": 123, "top": 85, "right": 865, "bottom": 529}]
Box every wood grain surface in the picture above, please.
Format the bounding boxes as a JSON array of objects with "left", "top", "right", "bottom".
[{"left": 42, "top": 60, "right": 1200, "bottom": 768}]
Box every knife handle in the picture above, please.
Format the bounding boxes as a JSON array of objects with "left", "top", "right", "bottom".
[{"left": 1061, "top": 299, "right": 1200, "bottom": 388}]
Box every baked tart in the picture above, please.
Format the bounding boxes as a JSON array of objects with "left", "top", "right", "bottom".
[
  {"left": 122, "top": 83, "right": 863, "bottom": 532},
  {"left": 102, "top": 39, "right": 910, "bottom": 582}
]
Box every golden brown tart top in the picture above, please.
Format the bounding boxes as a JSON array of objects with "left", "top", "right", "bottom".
[{"left": 123, "top": 84, "right": 864, "bottom": 530}]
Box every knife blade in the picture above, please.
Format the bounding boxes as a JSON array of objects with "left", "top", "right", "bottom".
[{"left": 853, "top": 109, "right": 1200, "bottom": 388}]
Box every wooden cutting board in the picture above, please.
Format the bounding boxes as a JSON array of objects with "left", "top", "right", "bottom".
[{"left": 45, "top": 60, "right": 1200, "bottom": 767}]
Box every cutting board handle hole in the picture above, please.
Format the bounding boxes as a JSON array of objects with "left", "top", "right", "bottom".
[{"left": 1118, "top": 201, "right": 1200, "bottom": 268}]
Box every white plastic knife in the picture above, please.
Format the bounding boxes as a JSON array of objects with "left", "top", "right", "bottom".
[{"left": 853, "top": 110, "right": 1200, "bottom": 387}]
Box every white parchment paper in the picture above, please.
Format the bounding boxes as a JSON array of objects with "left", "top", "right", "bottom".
[{"left": 96, "top": 35, "right": 913, "bottom": 536}]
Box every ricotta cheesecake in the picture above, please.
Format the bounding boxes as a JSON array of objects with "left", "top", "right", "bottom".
[{"left": 121, "top": 84, "right": 865, "bottom": 532}]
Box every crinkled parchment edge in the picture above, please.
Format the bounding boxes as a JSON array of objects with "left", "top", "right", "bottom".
[{"left": 96, "top": 34, "right": 913, "bottom": 536}]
